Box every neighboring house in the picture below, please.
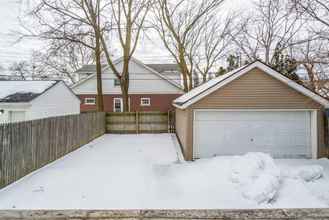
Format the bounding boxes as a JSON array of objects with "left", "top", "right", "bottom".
[
  {"left": 74, "top": 64, "right": 107, "bottom": 82},
  {"left": 0, "top": 81, "right": 81, "bottom": 123},
  {"left": 174, "top": 61, "right": 329, "bottom": 161},
  {"left": 72, "top": 57, "right": 184, "bottom": 112}
]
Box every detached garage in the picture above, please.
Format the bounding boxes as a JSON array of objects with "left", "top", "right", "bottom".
[
  {"left": 173, "top": 61, "right": 329, "bottom": 161},
  {"left": 0, "top": 81, "right": 81, "bottom": 123}
]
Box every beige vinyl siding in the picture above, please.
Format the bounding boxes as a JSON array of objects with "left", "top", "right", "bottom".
[
  {"left": 176, "top": 67, "right": 327, "bottom": 160},
  {"left": 175, "top": 108, "right": 193, "bottom": 160},
  {"left": 192, "top": 68, "right": 321, "bottom": 109}
]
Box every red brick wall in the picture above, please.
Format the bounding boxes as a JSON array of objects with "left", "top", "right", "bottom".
[{"left": 79, "top": 94, "right": 182, "bottom": 112}]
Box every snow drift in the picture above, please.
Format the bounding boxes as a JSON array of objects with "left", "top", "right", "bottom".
[
  {"left": 282, "top": 165, "right": 324, "bottom": 182},
  {"left": 230, "top": 153, "right": 281, "bottom": 204},
  {"left": 230, "top": 153, "right": 325, "bottom": 204}
]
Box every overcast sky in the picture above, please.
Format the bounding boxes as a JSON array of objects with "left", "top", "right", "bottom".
[
  {"left": 0, "top": 0, "right": 252, "bottom": 69},
  {"left": 0, "top": 0, "right": 38, "bottom": 68}
]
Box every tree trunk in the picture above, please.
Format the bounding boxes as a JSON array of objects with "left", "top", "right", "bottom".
[
  {"left": 180, "top": 68, "right": 189, "bottom": 92},
  {"left": 202, "top": 74, "right": 207, "bottom": 83},
  {"left": 95, "top": 30, "right": 104, "bottom": 112},
  {"left": 121, "top": 55, "right": 130, "bottom": 112},
  {"left": 121, "top": 81, "right": 129, "bottom": 112},
  {"left": 188, "top": 73, "right": 193, "bottom": 90},
  {"left": 304, "top": 63, "right": 316, "bottom": 92},
  {"left": 178, "top": 45, "right": 190, "bottom": 92}
]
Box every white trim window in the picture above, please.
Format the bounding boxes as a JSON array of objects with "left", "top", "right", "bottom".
[
  {"left": 113, "top": 98, "right": 123, "bottom": 112},
  {"left": 140, "top": 97, "right": 151, "bottom": 106},
  {"left": 114, "top": 79, "right": 120, "bottom": 87},
  {"left": 84, "top": 97, "right": 96, "bottom": 105}
]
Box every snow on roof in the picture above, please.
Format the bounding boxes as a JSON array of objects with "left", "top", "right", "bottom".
[
  {"left": 0, "top": 80, "right": 58, "bottom": 102},
  {"left": 173, "top": 64, "right": 248, "bottom": 105}
]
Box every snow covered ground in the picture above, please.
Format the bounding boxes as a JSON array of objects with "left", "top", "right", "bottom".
[{"left": 0, "top": 134, "right": 328, "bottom": 209}]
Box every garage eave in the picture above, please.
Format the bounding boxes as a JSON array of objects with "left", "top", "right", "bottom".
[{"left": 172, "top": 102, "right": 185, "bottom": 109}]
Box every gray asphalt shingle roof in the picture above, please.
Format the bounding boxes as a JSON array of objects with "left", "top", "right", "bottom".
[
  {"left": 75, "top": 63, "right": 180, "bottom": 74},
  {"left": 0, "top": 81, "right": 59, "bottom": 103}
]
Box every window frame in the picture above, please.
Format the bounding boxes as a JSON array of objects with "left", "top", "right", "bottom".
[
  {"left": 114, "top": 78, "right": 120, "bottom": 87},
  {"left": 140, "top": 97, "right": 151, "bottom": 106},
  {"left": 84, "top": 97, "right": 96, "bottom": 105},
  {"left": 113, "top": 98, "right": 123, "bottom": 112}
]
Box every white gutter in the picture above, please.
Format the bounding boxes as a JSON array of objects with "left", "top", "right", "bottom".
[{"left": 0, "top": 102, "right": 32, "bottom": 109}]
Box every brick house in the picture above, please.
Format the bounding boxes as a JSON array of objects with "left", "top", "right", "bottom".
[{"left": 72, "top": 57, "right": 184, "bottom": 112}]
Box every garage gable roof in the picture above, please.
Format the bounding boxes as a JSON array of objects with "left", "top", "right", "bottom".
[
  {"left": 0, "top": 80, "right": 59, "bottom": 103},
  {"left": 173, "top": 61, "right": 329, "bottom": 109}
]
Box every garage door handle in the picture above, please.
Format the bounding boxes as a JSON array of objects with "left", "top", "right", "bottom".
[{"left": 250, "top": 138, "right": 254, "bottom": 142}]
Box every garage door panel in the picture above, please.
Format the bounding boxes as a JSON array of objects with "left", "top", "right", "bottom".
[
  {"left": 194, "top": 110, "right": 311, "bottom": 159},
  {"left": 195, "top": 111, "right": 308, "bottom": 121}
]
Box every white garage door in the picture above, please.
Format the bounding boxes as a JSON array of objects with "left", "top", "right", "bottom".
[
  {"left": 9, "top": 111, "right": 26, "bottom": 123},
  {"left": 194, "top": 110, "right": 312, "bottom": 159}
]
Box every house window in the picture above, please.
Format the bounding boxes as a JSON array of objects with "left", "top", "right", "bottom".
[
  {"left": 84, "top": 97, "right": 96, "bottom": 105},
  {"left": 113, "top": 98, "right": 123, "bottom": 112},
  {"left": 140, "top": 98, "right": 151, "bottom": 106},
  {"left": 114, "top": 79, "right": 120, "bottom": 86}
]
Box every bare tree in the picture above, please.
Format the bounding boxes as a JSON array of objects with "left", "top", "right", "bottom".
[
  {"left": 101, "top": 0, "right": 153, "bottom": 111},
  {"left": 26, "top": 0, "right": 153, "bottom": 112},
  {"left": 289, "top": 37, "right": 329, "bottom": 93},
  {"left": 288, "top": 0, "right": 329, "bottom": 94},
  {"left": 8, "top": 61, "right": 30, "bottom": 80},
  {"left": 232, "top": 0, "right": 304, "bottom": 65},
  {"left": 153, "top": 0, "right": 226, "bottom": 92},
  {"left": 292, "top": 0, "right": 329, "bottom": 38},
  {"left": 27, "top": 0, "right": 106, "bottom": 111},
  {"left": 31, "top": 43, "right": 94, "bottom": 84},
  {"left": 193, "top": 15, "right": 233, "bottom": 84}
]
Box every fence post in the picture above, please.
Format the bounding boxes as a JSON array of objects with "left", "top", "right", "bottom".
[
  {"left": 167, "top": 111, "right": 170, "bottom": 133},
  {"left": 136, "top": 112, "right": 139, "bottom": 134}
]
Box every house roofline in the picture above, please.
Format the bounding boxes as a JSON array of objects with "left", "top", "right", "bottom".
[
  {"left": 129, "top": 57, "right": 183, "bottom": 90},
  {"left": 72, "top": 56, "right": 184, "bottom": 91},
  {"left": 32, "top": 81, "right": 80, "bottom": 104}
]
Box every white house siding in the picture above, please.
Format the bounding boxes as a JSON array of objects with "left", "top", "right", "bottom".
[
  {"left": 73, "top": 60, "right": 183, "bottom": 95},
  {"left": 0, "top": 110, "right": 26, "bottom": 124},
  {"left": 26, "top": 82, "right": 80, "bottom": 120},
  {"left": 0, "top": 111, "right": 8, "bottom": 123},
  {"left": 0, "top": 104, "right": 30, "bottom": 124}
]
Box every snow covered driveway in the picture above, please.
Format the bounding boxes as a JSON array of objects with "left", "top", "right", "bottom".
[{"left": 0, "top": 134, "right": 329, "bottom": 209}]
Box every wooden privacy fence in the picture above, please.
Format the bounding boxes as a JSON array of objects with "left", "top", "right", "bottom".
[
  {"left": 106, "top": 111, "right": 175, "bottom": 133},
  {"left": 0, "top": 112, "right": 106, "bottom": 189}
]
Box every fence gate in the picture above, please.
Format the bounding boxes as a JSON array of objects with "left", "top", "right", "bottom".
[{"left": 106, "top": 111, "right": 175, "bottom": 134}]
